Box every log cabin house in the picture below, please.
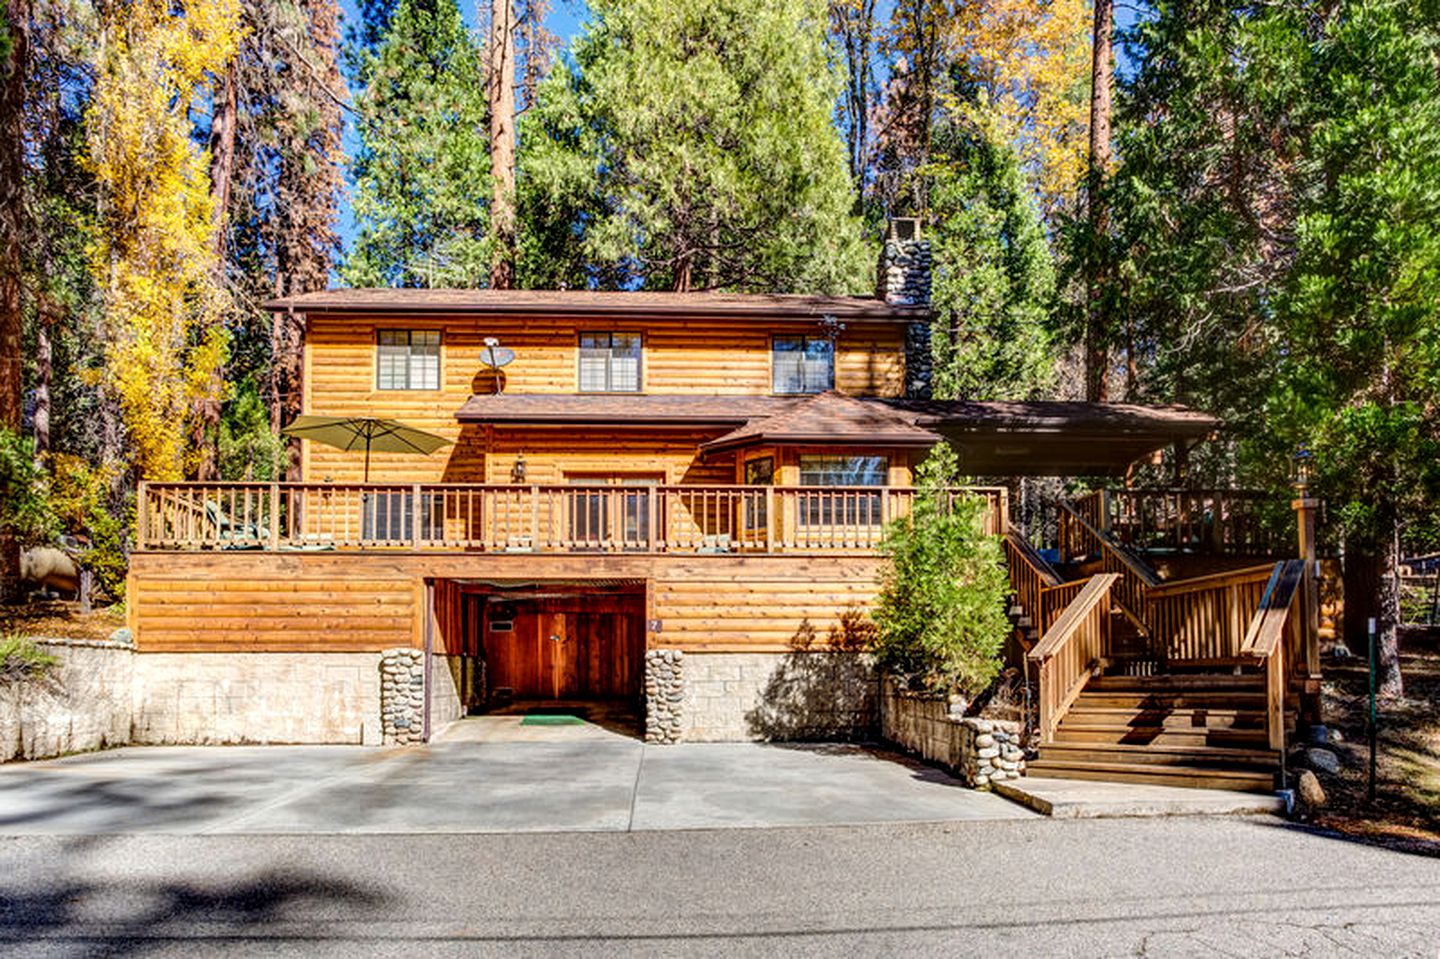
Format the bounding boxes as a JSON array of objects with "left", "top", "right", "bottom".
[{"left": 126, "top": 223, "right": 1319, "bottom": 791}]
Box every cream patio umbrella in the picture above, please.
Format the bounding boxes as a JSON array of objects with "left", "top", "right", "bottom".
[{"left": 281, "top": 415, "right": 453, "bottom": 482}]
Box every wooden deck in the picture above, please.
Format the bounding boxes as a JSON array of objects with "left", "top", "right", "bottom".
[{"left": 137, "top": 481, "right": 1006, "bottom": 554}]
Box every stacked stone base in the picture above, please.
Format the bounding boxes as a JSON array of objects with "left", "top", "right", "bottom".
[
  {"left": 879, "top": 680, "right": 1025, "bottom": 789},
  {"left": 644, "top": 649, "right": 684, "bottom": 743},
  {"left": 379, "top": 648, "right": 425, "bottom": 744}
]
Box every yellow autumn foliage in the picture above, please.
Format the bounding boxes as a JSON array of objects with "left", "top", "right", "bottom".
[
  {"left": 84, "top": 0, "right": 242, "bottom": 481},
  {"left": 949, "top": 0, "right": 1092, "bottom": 216}
]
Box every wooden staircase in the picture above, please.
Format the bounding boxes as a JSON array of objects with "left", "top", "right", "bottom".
[
  {"left": 1026, "top": 674, "right": 1281, "bottom": 791},
  {"left": 1003, "top": 501, "right": 1314, "bottom": 795}
]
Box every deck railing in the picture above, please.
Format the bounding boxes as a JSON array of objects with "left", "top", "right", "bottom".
[
  {"left": 1066, "top": 488, "right": 1293, "bottom": 558},
  {"left": 137, "top": 481, "right": 1007, "bottom": 555}
]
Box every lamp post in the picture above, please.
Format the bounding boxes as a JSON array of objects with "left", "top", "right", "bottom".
[{"left": 1291, "top": 446, "right": 1322, "bottom": 710}]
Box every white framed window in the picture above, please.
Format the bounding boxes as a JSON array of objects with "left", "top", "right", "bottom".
[
  {"left": 772, "top": 335, "right": 834, "bottom": 394},
  {"left": 377, "top": 330, "right": 441, "bottom": 390},
  {"left": 578, "top": 332, "right": 642, "bottom": 392}
]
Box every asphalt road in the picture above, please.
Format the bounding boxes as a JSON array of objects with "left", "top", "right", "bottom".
[{"left": 2, "top": 817, "right": 1438, "bottom": 957}]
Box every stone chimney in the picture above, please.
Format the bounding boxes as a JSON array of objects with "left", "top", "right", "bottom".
[{"left": 876, "top": 217, "right": 933, "bottom": 399}]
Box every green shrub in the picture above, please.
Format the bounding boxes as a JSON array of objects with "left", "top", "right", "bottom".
[
  {"left": 0, "top": 634, "right": 60, "bottom": 683},
  {"left": 871, "top": 444, "right": 1010, "bottom": 699},
  {"left": 0, "top": 428, "right": 58, "bottom": 546}
]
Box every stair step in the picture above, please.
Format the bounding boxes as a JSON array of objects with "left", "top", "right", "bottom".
[
  {"left": 1087, "top": 674, "right": 1264, "bottom": 691},
  {"left": 1062, "top": 706, "right": 1265, "bottom": 728},
  {"left": 1051, "top": 725, "right": 1270, "bottom": 748},
  {"left": 1025, "top": 760, "right": 1277, "bottom": 792},
  {"left": 1074, "top": 692, "right": 1268, "bottom": 710},
  {"left": 1035, "top": 742, "right": 1279, "bottom": 769}
]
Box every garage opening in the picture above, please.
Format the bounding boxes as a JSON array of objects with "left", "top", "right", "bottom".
[{"left": 430, "top": 578, "right": 648, "bottom": 737}]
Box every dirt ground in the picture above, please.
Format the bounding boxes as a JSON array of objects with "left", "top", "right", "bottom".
[
  {"left": 1312, "top": 626, "right": 1440, "bottom": 852},
  {"left": 2, "top": 598, "right": 126, "bottom": 642}
]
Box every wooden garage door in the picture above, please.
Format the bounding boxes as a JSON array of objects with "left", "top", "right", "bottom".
[{"left": 484, "top": 596, "right": 643, "bottom": 700}]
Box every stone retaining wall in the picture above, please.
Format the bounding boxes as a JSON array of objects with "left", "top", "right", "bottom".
[
  {"left": 428, "top": 653, "right": 466, "bottom": 732},
  {"left": 880, "top": 680, "right": 1025, "bottom": 788},
  {"left": 681, "top": 651, "right": 878, "bottom": 743},
  {"left": 132, "top": 652, "right": 382, "bottom": 745},
  {"left": 0, "top": 639, "right": 134, "bottom": 762}
]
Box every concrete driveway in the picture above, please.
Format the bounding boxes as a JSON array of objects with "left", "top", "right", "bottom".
[{"left": 0, "top": 719, "right": 1034, "bottom": 834}]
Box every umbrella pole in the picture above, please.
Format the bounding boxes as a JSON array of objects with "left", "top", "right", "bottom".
[{"left": 364, "top": 441, "right": 371, "bottom": 483}]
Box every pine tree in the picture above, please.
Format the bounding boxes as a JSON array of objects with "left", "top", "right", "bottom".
[
  {"left": 519, "top": 0, "right": 867, "bottom": 293},
  {"left": 344, "top": 0, "right": 490, "bottom": 288},
  {"left": 928, "top": 106, "right": 1055, "bottom": 400},
  {"left": 1277, "top": 0, "right": 1440, "bottom": 697}
]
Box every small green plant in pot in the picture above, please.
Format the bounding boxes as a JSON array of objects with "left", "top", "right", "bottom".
[{"left": 871, "top": 444, "right": 1010, "bottom": 706}]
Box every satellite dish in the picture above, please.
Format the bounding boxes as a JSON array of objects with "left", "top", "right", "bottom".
[{"left": 480, "top": 345, "right": 515, "bottom": 369}]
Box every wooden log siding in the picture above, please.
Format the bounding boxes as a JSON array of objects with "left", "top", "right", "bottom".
[
  {"left": 137, "top": 482, "right": 1006, "bottom": 555},
  {"left": 127, "top": 551, "right": 889, "bottom": 654},
  {"left": 304, "top": 314, "right": 905, "bottom": 484}
]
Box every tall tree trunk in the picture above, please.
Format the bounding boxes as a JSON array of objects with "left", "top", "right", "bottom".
[
  {"left": 488, "top": 0, "right": 516, "bottom": 290},
  {"left": 192, "top": 60, "right": 237, "bottom": 482},
  {"left": 208, "top": 61, "right": 237, "bottom": 260},
  {"left": 1083, "top": 0, "right": 1113, "bottom": 403},
  {"left": 32, "top": 294, "right": 51, "bottom": 458},
  {"left": 1374, "top": 510, "right": 1405, "bottom": 698},
  {"left": 0, "top": 0, "right": 31, "bottom": 603}
]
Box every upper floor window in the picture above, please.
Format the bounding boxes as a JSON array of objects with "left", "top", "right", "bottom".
[
  {"left": 772, "top": 335, "right": 834, "bottom": 394},
  {"left": 579, "top": 332, "right": 642, "bottom": 392},
  {"left": 377, "top": 330, "right": 440, "bottom": 390}
]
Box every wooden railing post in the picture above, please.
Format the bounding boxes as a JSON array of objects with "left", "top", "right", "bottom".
[
  {"left": 269, "top": 482, "right": 280, "bottom": 551},
  {"left": 411, "top": 483, "right": 423, "bottom": 548},
  {"left": 765, "top": 486, "right": 776, "bottom": 553},
  {"left": 530, "top": 485, "right": 540, "bottom": 551},
  {"left": 136, "top": 481, "right": 150, "bottom": 549}
]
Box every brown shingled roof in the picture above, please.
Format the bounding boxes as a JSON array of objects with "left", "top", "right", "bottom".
[
  {"left": 449, "top": 392, "right": 1221, "bottom": 475},
  {"left": 264, "top": 288, "right": 928, "bottom": 322},
  {"left": 698, "top": 391, "right": 940, "bottom": 455}
]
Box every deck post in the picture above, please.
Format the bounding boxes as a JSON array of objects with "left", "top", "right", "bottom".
[
  {"left": 136, "top": 481, "right": 149, "bottom": 549},
  {"left": 765, "top": 486, "right": 775, "bottom": 553},
  {"left": 268, "top": 483, "right": 280, "bottom": 551},
  {"left": 411, "top": 483, "right": 423, "bottom": 548}
]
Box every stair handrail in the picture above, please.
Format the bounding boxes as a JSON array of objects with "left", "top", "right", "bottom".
[
  {"left": 1003, "top": 525, "right": 1088, "bottom": 640},
  {"left": 1027, "top": 573, "right": 1121, "bottom": 744},
  {"left": 1239, "top": 560, "right": 1306, "bottom": 754},
  {"left": 1057, "top": 500, "right": 1161, "bottom": 642}
]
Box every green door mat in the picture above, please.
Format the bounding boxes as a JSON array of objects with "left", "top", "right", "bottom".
[{"left": 520, "top": 714, "right": 588, "bottom": 726}]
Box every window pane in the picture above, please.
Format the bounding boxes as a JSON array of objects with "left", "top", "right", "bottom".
[
  {"left": 610, "top": 334, "right": 641, "bottom": 391},
  {"left": 804, "top": 338, "right": 834, "bottom": 391},
  {"left": 772, "top": 337, "right": 806, "bottom": 393},
  {"left": 745, "top": 457, "right": 774, "bottom": 485},
  {"left": 579, "top": 349, "right": 609, "bottom": 392},
  {"left": 376, "top": 331, "right": 440, "bottom": 390},
  {"left": 799, "top": 455, "right": 887, "bottom": 486},
  {"left": 579, "top": 332, "right": 642, "bottom": 392}
]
